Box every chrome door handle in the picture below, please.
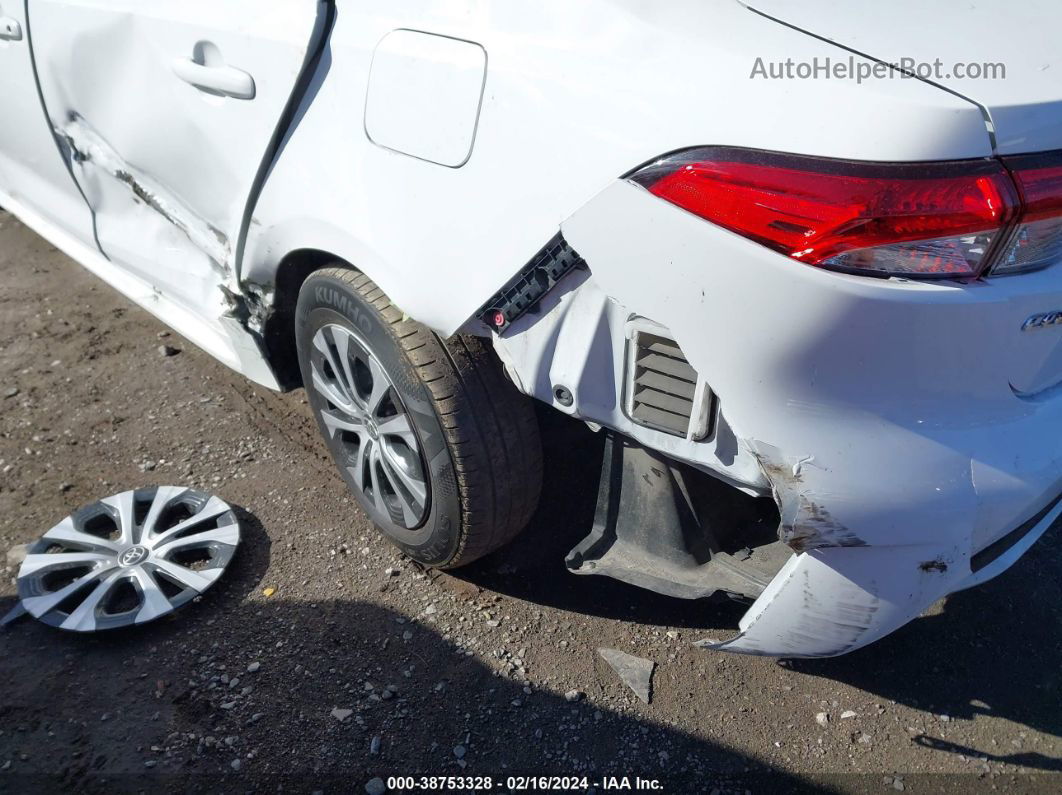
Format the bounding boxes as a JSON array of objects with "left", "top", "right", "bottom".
[
  {"left": 0, "top": 16, "right": 22, "bottom": 41},
  {"left": 172, "top": 57, "right": 255, "bottom": 100}
]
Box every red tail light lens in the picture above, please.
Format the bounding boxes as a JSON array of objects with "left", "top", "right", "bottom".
[
  {"left": 992, "top": 151, "right": 1062, "bottom": 275},
  {"left": 631, "top": 147, "right": 1021, "bottom": 279}
]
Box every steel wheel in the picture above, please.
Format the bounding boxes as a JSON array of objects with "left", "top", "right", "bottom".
[
  {"left": 17, "top": 487, "right": 239, "bottom": 631},
  {"left": 309, "top": 323, "right": 429, "bottom": 529}
]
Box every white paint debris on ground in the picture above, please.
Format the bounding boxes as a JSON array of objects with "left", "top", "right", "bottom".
[{"left": 598, "top": 648, "right": 655, "bottom": 704}]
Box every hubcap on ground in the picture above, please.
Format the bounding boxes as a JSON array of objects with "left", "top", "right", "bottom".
[
  {"left": 309, "top": 323, "right": 429, "bottom": 529},
  {"left": 17, "top": 487, "right": 240, "bottom": 632}
]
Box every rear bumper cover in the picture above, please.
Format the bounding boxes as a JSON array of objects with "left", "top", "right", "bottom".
[
  {"left": 705, "top": 495, "right": 1062, "bottom": 657},
  {"left": 494, "top": 179, "right": 1062, "bottom": 656}
]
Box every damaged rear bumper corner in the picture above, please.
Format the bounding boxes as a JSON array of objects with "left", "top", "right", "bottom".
[
  {"left": 547, "top": 177, "right": 1062, "bottom": 658},
  {"left": 703, "top": 493, "right": 1062, "bottom": 658}
]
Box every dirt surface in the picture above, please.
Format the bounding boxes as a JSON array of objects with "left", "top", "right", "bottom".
[{"left": 1, "top": 210, "right": 1060, "bottom": 793}]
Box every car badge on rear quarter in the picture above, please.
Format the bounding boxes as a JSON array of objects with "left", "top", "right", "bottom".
[{"left": 1021, "top": 310, "right": 1062, "bottom": 331}]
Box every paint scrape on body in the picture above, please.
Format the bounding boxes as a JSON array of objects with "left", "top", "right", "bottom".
[{"left": 55, "top": 112, "right": 231, "bottom": 271}]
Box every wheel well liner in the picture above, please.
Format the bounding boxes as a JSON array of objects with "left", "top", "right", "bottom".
[{"left": 258, "top": 248, "right": 338, "bottom": 389}]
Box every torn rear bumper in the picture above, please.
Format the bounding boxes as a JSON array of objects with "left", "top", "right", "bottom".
[
  {"left": 494, "top": 179, "right": 1062, "bottom": 656},
  {"left": 706, "top": 492, "right": 1062, "bottom": 657}
]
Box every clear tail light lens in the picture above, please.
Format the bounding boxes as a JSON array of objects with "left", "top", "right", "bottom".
[
  {"left": 630, "top": 147, "right": 1022, "bottom": 279},
  {"left": 992, "top": 153, "right": 1062, "bottom": 275}
]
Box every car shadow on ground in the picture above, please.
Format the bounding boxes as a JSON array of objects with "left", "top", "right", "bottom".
[{"left": 0, "top": 597, "right": 821, "bottom": 793}]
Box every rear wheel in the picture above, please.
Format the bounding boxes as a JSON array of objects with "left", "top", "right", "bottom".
[{"left": 294, "top": 265, "right": 542, "bottom": 568}]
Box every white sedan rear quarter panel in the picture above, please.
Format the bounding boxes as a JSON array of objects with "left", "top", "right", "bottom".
[{"left": 244, "top": 0, "right": 992, "bottom": 337}]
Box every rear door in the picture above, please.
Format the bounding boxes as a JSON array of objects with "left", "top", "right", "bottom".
[
  {"left": 28, "top": 0, "right": 323, "bottom": 315},
  {"left": 0, "top": 0, "right": 95, "bottom": 244}
]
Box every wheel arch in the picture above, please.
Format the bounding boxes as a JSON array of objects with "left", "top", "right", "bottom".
[
  {"left": 240, "top": 218, "right": 412, "bottom": 390},
  {"left": 253, "top": 247, "right": 335, "bottom": 390}
]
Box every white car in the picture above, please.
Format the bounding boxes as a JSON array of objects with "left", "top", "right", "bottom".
[{"left": 2, "top": 0, "right": 1060, "bottom": 656}]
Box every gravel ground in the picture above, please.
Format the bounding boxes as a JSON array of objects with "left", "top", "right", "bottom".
[{"left": 1, "top": 209, "right": 1060, "bottom": 793}]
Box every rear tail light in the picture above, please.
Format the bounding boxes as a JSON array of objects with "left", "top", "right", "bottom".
[
  {"left": 630, "top": 146, "right": 1062, "bottom": 280},
  {"left": 992, "top": 152, "right": 1062, "bottom": 275}
]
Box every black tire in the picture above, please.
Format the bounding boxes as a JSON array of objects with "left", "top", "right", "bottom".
[{"left": 294, "top": 265, "right": 542, "bottom": 568}]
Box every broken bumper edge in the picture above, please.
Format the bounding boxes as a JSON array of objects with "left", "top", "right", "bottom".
[{"left": 702, "top": 495, "right": 1062, "bottom": 658}]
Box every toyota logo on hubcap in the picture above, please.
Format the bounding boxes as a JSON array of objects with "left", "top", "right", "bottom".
[{"left": 118, "top": 545, "right": 149, "bottom": 567}]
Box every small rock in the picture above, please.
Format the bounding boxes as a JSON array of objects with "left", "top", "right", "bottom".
[
  {"left": 157, "top": 344, "right": 180, "bottom": 357},
  {"left": 144, "top": 760, "right": 157, "bottom": 769},
  {"left": 815, "top": 712, "right": 830, "bottom": 727},
  {"left": 665, "top": 630, "right": 679, "bottom": 640},
  {"left": 370, "top": 735, "right": 381, "bottom": 755},
  {"left": 6, "top": 544, "right": 28, "bottom": 569},
  {"left": 564, "top": 690, "right": 584, "bottom": 703},
  {"left": 331, "top": 708, "right": 353, "bottom": 722},
  {"left": 3, "top": 387, "right": 18, "bottom": 399},
  {"left": 246, "top": 662, "right": 261, "bottom": 673},
  {"left": 385, "top": 567, "right": 399, "bottom": 577},
  {"left": 230, "top": 759, "right": 241, "bottom": 772},
  {"left": 365, "top": 778, "right": 386, "bottom": 795},
  {"left": 453, "top": 745, "right": 466, "bottom": 759},
  {"left": 840, "top": 710, "right": 858, "bottom": 720}
]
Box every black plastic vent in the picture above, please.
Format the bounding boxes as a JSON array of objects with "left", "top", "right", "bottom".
[
  {"left": 628, "top": 331, "right": 698, "bottom": 437},
  {"left": 478, "top": 233, "right": 587, "bottom": 333}
]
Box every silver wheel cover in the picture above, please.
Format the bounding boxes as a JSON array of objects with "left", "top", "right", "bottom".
[
  {"left": 17, "top": 487, "right": 239, "bottom": 631},
  {"left": 309, "top": 323, "right": 430, "bottom": 529}
]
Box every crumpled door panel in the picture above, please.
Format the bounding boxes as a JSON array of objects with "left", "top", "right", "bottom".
[{"left": 29, "top": 0, "right": 318, "bottom": 319}]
